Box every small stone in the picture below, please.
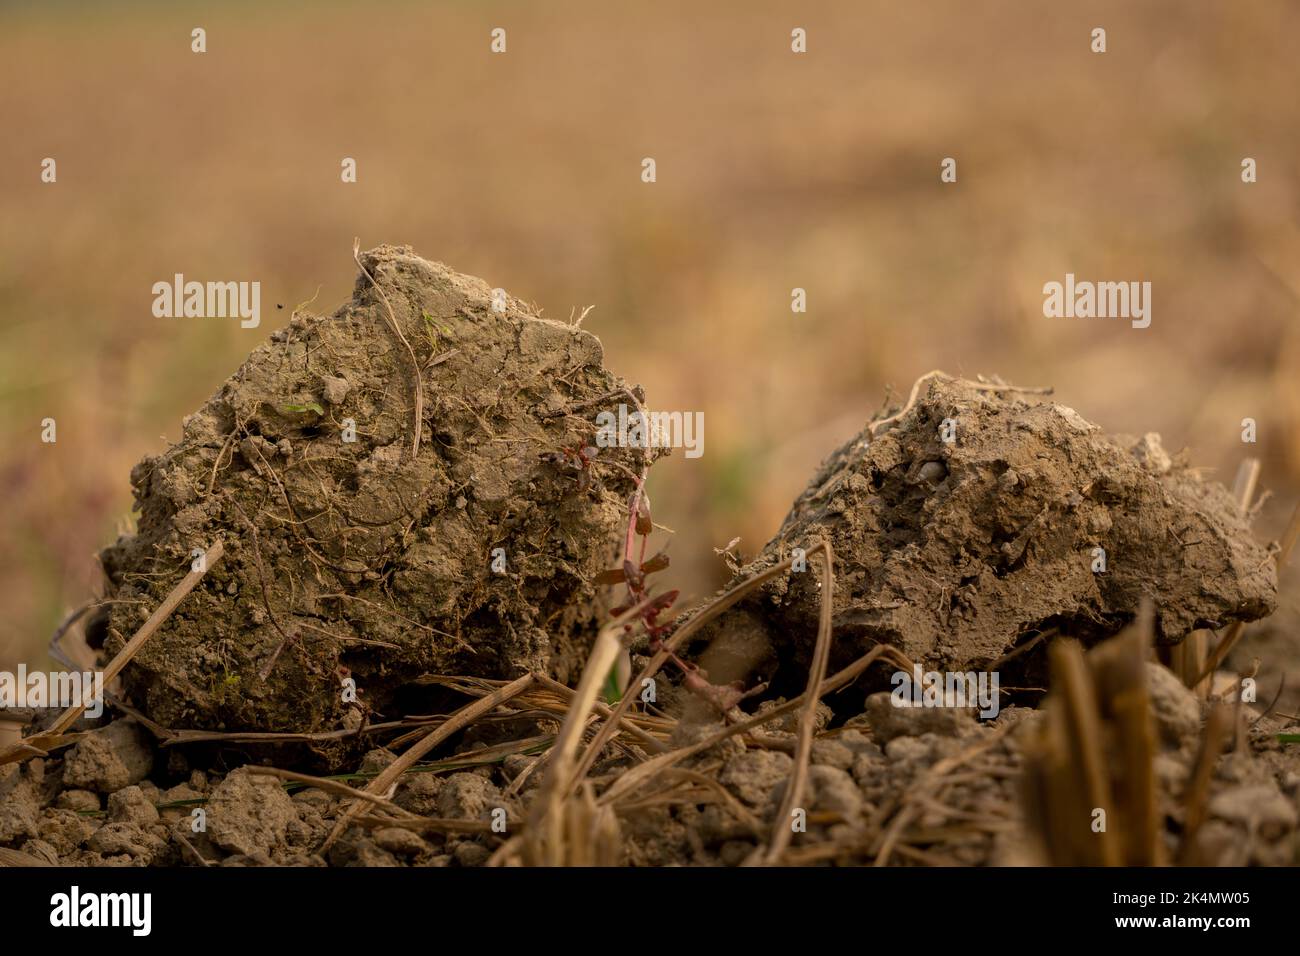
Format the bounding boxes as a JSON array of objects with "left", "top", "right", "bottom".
[
  {"left": 87, "top": 822, "right": 166, "bottom": 862},
  {"left": 808, "top": 766, "right": 864, "bottom": 818},
  {"left": 291, "top": 787, "right": 335, "bottom": 811},
  {"left": 320, "top": 374, "right": 350, "bottom": 405},
  {"left": 56, "top": 789, "right": 101, "bottom": 813},
  {"left": 159, "top": 782, "right": 202, "bottom": 806},
  {"left": 1130, "top": 433, "right": 1172, "bottom": 474},
  {"left": 718, "top": 840, "right": 755, "bottom": 867},
  {"left": 34, "top": 808, "right": 99, "bottom": 856},
  {"left": 1206, "top": 784, "right": 1297, "bottom": 865},
  {"left": 0, "top": 787, "right": 39, "bottom": 845},
  {"left": 810, "top": 738, "right": 854, "bottom": 770},
  {"left": 719, "top": 750, "right": 792, "bottom": 806},
  {"left": 60, "top": 719, "right": 154, "bottom": 793},
  {"left": 769, "top": 766, "right": 864, "bottom": 821},
  {"left": 373, "top": 827, "right": 431, "bottom": 859},
  {"left": 358, "top": 748, "right": 397, "bottom": 775},
  {"left": 453, "top": 841, "right": 491, "bottom": 867},
  {"left": 1209, "top": 784, "right": 1297, "bottom": 832},
  {"left": 394, "top": 774, "right": 443, "bottom": 816},
  {"left": 437, "top": 773, "right": 502, "bottom": 821},
  {"left": 206, "top": 767, "right": 297, "bottom": 858},
  {"left": 1144, "top": 662, "right": 1202, "bottom": 746},
  {"left": 835, "top": 729, "right": 883, "bottom": 760},
  {"left": 864, "top": 691, "right": 976, "bottom": 744},
  {"left": 918, "top": 460, "right": 948, "bottom": 483},
  {"left": 667, "top": 717, "right": 746, "bottom": 760},
  {"left": 884, "top": 736, "right": 932, "bottom": 763},
  {"left": 107, "top": 786, "right": 160, "bottom": 826}
]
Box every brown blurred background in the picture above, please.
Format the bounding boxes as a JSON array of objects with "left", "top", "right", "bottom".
[{"left": 2, "top": 0, "right": 1298, "bottom": 674}]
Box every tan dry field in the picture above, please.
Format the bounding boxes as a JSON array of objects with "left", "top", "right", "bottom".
[{"left": 1, "top": 1, "right": 1299, "bottom": 868}]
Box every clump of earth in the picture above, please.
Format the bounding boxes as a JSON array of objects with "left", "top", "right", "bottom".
[
  {"left": 94, "top": 246, "right": 646, "bottom": 748},
  {"left": 698, "top": 374, "right": 1278, "bottom": 695}
]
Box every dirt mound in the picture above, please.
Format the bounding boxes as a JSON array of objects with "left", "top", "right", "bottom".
[
  {"left": 95, "top": 246, "right": 646, "bottom": 742},
  {"left": 711, "top": 374, "right": 1278, "bottom": 685}
]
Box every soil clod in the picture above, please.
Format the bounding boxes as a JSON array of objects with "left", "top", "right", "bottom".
[
  {"left": 721, "top": 375, "right": 1278, "bottom": 686},
  {"left": 96, "top": 247, "right": 644, "bottom": 746}
]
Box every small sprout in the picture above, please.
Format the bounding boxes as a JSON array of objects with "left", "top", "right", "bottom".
[
  {"left": 280, "top": 402, "right": 325, "bottom": 416},
  {"left": 422, "top": 310, "right": 441, "bottom": 352},
  {"left": 602, "top": 667, "right": 623, "bottom": 705},
  {"left": 605, "top": 472, "right": 759, "bottom": 717}
]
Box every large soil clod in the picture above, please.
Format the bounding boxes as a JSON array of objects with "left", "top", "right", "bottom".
[
  {"left": 716, "top": 375, "right": 1278, "bottom": 684},
  {"left": 96, "top": 246, "right": 644, "bottom": 739}
]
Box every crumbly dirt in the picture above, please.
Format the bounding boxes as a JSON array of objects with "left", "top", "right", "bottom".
[
  {"left": 94, "top": 246, "right": 645, "bottom": 750},
  {"left": 700, "top": 376, "right": 1279, "bottom": 695},
  {"left": 4, "top": 667, "right": 1297, "bottom": 867}
]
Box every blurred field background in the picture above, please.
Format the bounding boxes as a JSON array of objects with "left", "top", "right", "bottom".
[{"left": 2, "top": 0, "right": 1298, "bottom": 680}]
